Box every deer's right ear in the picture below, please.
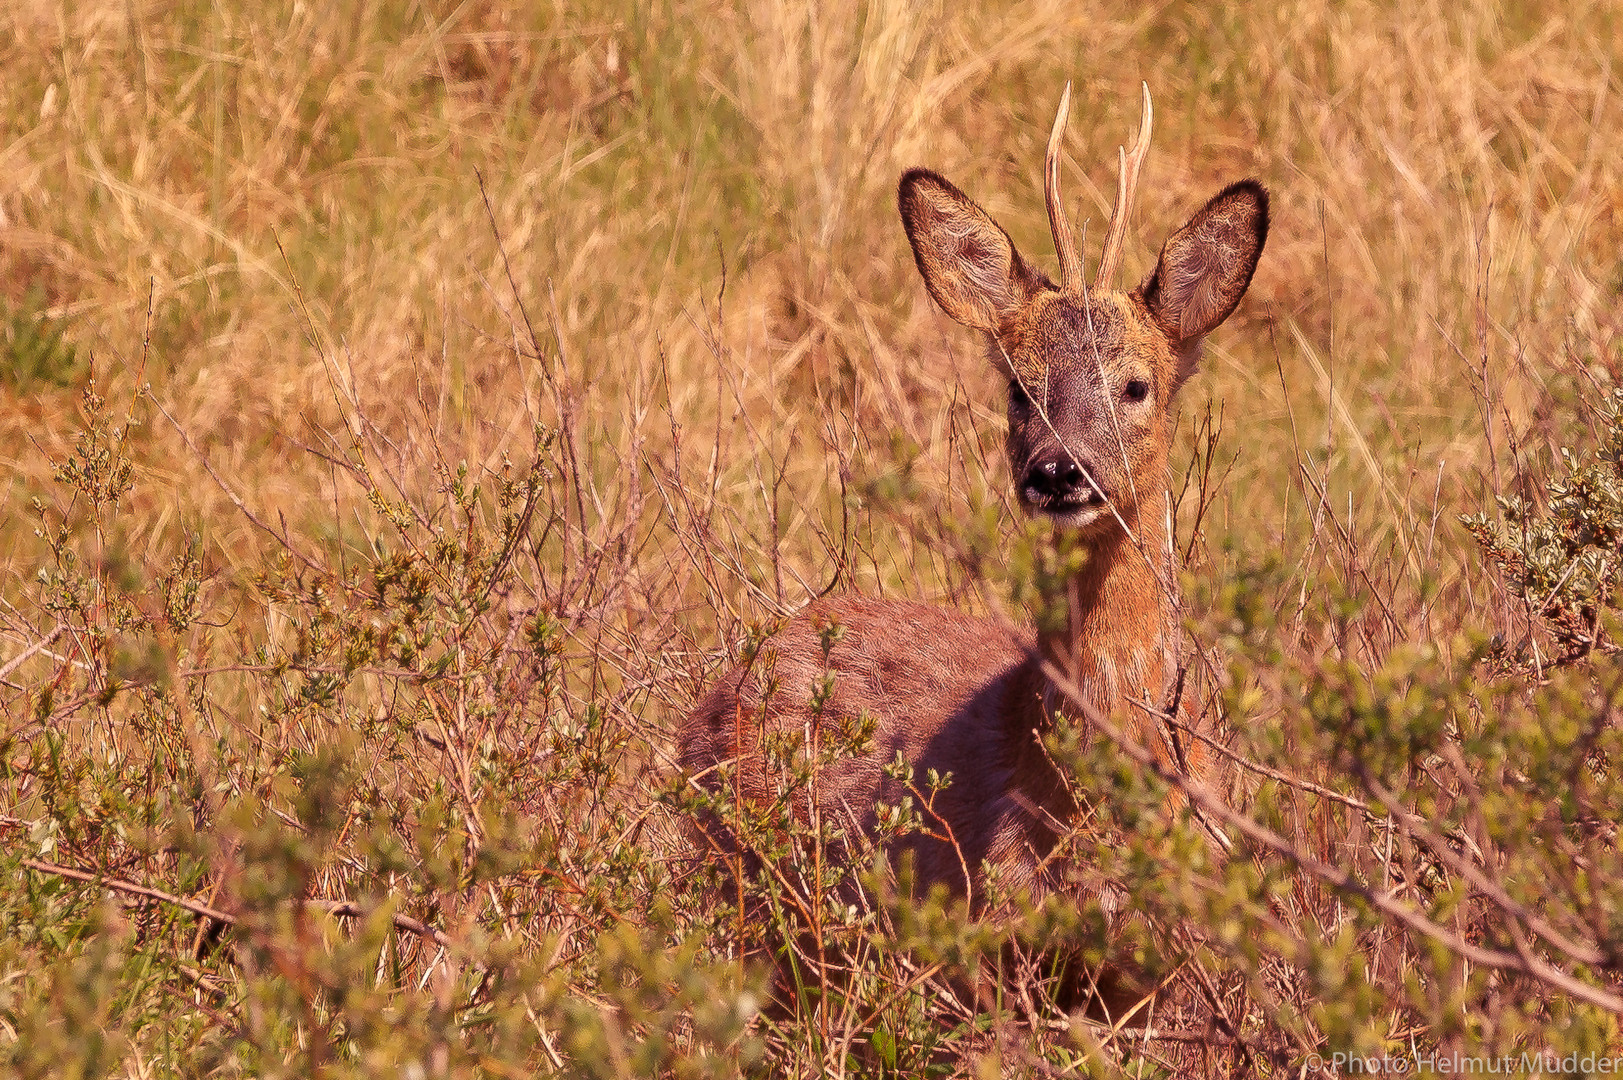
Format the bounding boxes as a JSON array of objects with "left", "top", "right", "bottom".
[{"left": 899, "top": 169, "right": 1047, "bottom": 332}]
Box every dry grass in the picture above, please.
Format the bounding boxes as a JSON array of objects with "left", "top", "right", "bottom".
[
  {"left": 3, "top": 0, "right": 1623, "bottom": 1074},
  {"left": 4, "top": 1, "right": 1619, "bottom": 617}
]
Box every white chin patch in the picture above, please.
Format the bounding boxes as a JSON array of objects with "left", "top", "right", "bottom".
[{"left": 1043, "top": 504, "right": 1108, "bottom": 530}]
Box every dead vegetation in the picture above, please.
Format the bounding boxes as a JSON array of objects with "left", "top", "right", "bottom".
[{"left": 2, "top": 0, "right": 1623, "bottom": 1075}]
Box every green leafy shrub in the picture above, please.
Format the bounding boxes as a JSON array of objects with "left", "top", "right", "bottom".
[{"left": 1465, "top": 387, "right": 1623, "bottom": 670}]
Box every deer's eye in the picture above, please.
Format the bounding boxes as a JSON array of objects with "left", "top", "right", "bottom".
[
  {"left": 1124, "top": 378, "right": 1150, "bottom": 403},
  {"left": 1008, "top": 379, "right": 1031, "bottom": 408}
]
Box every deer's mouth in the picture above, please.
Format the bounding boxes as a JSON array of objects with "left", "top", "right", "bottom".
[{"left": 1025, "top": 486, "right": 1110, "bottom": 529}]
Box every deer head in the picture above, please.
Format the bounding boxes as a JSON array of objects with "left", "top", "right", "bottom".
[{"left": 898, "top": 86, "right": 1268, "bottom": 540}]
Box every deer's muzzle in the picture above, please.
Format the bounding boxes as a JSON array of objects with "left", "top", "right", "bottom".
[{"left": 1022, "top": 455, "right": 1107, "bottom": 520}]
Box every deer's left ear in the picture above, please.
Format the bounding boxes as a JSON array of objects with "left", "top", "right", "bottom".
[{"left": 1140, "top": 180, "right": 1268, "bottom": 386}]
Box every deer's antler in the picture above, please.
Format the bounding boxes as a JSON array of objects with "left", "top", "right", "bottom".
[
  {"left": 1094, "top": 82, "right": 1153, "bottom": 288},
  {"left": 1045, "top": 83, "right": 1085, "bottom": 295}
]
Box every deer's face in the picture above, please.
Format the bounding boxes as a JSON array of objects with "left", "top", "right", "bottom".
[
  {"left": 898, "top": 169, "right": 1267, "bottom": 536},
  {"left": 997, "top": 289, "right": 1177, "bottom": 531}
]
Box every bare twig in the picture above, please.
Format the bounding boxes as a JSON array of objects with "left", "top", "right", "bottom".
[
  {"left": 1042, "top": 667, "right": 1623, "bottom": 1014},
  {"left": 1358, "top": 769, "right": 1608, "bottom": 969},
  {"left": 148, "top": 394, "right": 325, "bottom": 574},
  {"left": 21, "top": 857, "right": 455, "bottom": 950},
  {"left": 0, "top": 625, "right": 66, "bottom": 682}
]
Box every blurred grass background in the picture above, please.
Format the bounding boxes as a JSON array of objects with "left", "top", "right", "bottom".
[
  {"left": 5, "top": 0, "right": 1618, "bottom": 617},
  {"left": 4, "top": 0, "right": 1623, "bottom": 1073}
]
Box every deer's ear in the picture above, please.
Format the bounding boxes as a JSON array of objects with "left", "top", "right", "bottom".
[
  {"left": 1140, "top": 180, "right": 1268, "bottom": 381},
  {"left": 899, "top": 169, "right": 1048, "bottom": 332}
]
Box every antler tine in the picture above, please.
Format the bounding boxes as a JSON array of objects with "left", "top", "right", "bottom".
[
  {"left": 1094, "top": 82, "right": 1153, "bottom": 289},
  {"left": 1045, "top": 82, "right": 1085, "bottom": 295}
]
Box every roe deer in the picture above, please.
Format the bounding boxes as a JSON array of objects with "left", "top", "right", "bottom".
[{"left": 680, "top": 84, "right": 1267, "bottom": 929}]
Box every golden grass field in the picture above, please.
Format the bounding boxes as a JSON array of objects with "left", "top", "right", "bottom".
[
  {"left": 6, "top": 0, "right": 1617, "bottom": 604},
  {"left": 4, "top": 0, "right": 1623, "bottom": 1074}
]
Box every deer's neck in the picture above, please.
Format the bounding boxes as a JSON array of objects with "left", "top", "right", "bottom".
[{"left": 1038, "top": 489, "right": 1179, "bottom": 723}]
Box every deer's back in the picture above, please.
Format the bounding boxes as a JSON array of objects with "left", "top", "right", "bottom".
[{"left": 679, "top": 597, "right": 1071, "bottom": 903}]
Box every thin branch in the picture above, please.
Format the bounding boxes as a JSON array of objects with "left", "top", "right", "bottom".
[
  {"left": 148, "top": 394, "right": 325, "bottom": 574},
  {"left": 1042, "top": 668, "right": 1623, "bottom": 1014},
  {"left": 1126, "top": 695, "right": 1371, "bottom": 813},
  {"left": 1358, "top": 769, "right": 1608, "bottom": 969},
  {"left": 23, "top": 857, "right": 234, "bottom": 923},
  {"left": 0, "top": 625, "right": 66, "bottom": 682},
  {"left": 21, "top": 857, "right": 454, "bottom": 950}
]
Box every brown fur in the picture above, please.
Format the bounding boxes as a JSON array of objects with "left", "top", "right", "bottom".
[{"left": 679, "top": 157, "right": 1268, "bottom": 928}]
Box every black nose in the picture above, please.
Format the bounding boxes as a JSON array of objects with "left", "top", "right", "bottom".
[{"left": 1023, "top": 456, "right": 1098, "bottom": 503}]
